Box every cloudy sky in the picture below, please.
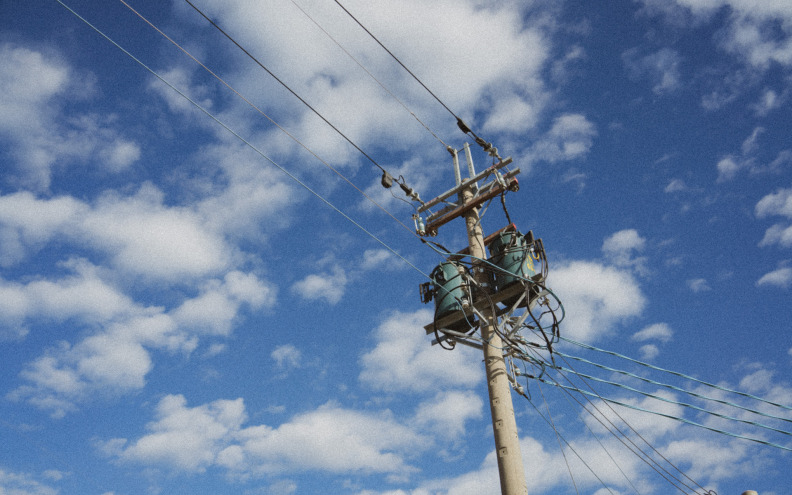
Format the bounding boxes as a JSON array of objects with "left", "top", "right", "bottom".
[{"left": 1, "top": 0, "right": 791, "bottom": 494}]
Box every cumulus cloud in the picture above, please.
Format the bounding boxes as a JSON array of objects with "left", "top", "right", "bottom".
[
  {"left": 632, "top": 323, "right": 674, "bottom": 343},
  {"left": 687, "top": 278, "right": 711, "bottom": 292},
  {"left": 104, "top": 395, "right": 427, "bottom": 478},
  {"left": 640, "top": 1, "right": 792, "bottom": 70},
  {"left": 359, "top": 310, "right": 481, "bottom": 393},
  {"left": 291, "top": 266, "right": 348, "bottom": 305},
  {"left": 602, "top": 229, "right": 647, "bottom": 273},
  {"left": 10, "top": 271, "right": 274, "bottom": 417},
  {"left": 548, "top": 261, "right": 646, "bottom": 342},
  {"left": 623, "top": 47, "right": 682, "bottom": 94},
  {"left": 639, "top": 343, "right": 660, "bottom": 360},
  {"left": 271, "top": 344, "right": 302, "bottom": 370},
  {"left": 756, "top": 267, "right": 792, "bottom": 288},
  {"left": 412, "top": 390, "right": 483, "bottom": 437},
  {"left": 529, "top": 113, "right": 597, "bottom": 164},
  {"left": 0, "top": 44, "right": 140, "bottom": 190},
  {"left": 0, "top": 468, "right": 57, "bottom": 495},
  {"left": 106, "top": 394, "right": 247, "bottom": 472},
  {"left": 756, "top": 187, "right": 792, "bottom": 249}
]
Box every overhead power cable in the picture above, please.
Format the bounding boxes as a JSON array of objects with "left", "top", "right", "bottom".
[
  {"left": 332, "top": 0, "right": 500, "bottom": 157},
  {"left": 558, "top": 350, "right": 792, "bottom": 427},
  {"left": 116, "top": 0, "right": 418, "bottom": 238},
  {"left": 55, "top": 0, "right": 430, "bottom": 282},
  {"left": 539, "top": 377, "right": 792, "bottom": 453},
  {"left": 520, "top": 346, "right": 708, "bottom": 495},
  {"left": 288, "top": 0, "right": 449, "bottom": 149},
  {"left": 552, "top": 362, "right": 792, "bottom": 438},
  {"left": 183, "top": 0, "right": 424, "bottom": 204},
  {"left": 561, "top": 336, "right": 792, "bottom": 413}
]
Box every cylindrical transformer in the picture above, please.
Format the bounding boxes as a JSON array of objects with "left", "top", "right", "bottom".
[
  {"left": 431, "top": 261, "right": 469, "bottom": 322},
  {"left": 488, "top": 230, "right": 535, "bottom": 306}
]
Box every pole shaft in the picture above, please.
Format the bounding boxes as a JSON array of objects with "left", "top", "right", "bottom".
[{"left": 463, "top": 185, "right": 528, "bottom": 495}]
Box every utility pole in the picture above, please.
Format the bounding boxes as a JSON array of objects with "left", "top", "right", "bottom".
[
  {"left": 463, "top": 183, "right": 528, "bottom": 495},
  {"left": 415, "top": 144, "right": 528, "bottom": 495}
]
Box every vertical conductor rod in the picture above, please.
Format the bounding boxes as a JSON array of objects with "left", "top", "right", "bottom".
[
  {"left": 464, "top": 142, "right": 476, "bottom": 179},
  {"left": 452, "top": 147, "right": 462, "bottom": 186}
]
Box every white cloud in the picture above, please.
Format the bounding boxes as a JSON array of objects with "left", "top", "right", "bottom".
[
  {"left": 271, "top": 344, "right": 302, "bottom": 369},
  {"left": 756, "top": 267, "right": 792, "bottom": 288},
  {"left": 751, "top": 88, "right": 785, "bottom": 116},
  {"left": 413, "top": 390, "right": 483, "bottom": 436},
  {"left": 360, "top": 249, "right": 400, "bottom": 271},
  {"left": 0, "top": 468, "right": 57, "bottom": 495},
  {"left": 0, "top": 191, "right": 87, "bottom": 267},
  {"left": 359, "top": 310, "right": 481, "bottom": 393},
  {"left": 291, "top": 266, "right": 348, "bottom": 305},
  {"left": 756, "top": 187, "right": 792, "bottom": 249},
  {"left": 188, "top": 0, "right": 553, "bottom": 168},
  {"left": 225, "top": 404, "right": 425, "bottom": 476},
  {"left": 623, "top": 47, "right": 682, "bottom": 94},
  {"left": 0, "top": 44, "right": 141, "bottom": 190},
  {"left": 664, "top": 179, "right": 687, "bottom": 193},
  {"left": 109, "top": 394, "right": 247, "bottom": 472},
  {"left": 632, "top": 323, "right": 674, "bottom": 343},
  {"left": 755, "top": 187, "right": 792, "bottom": 219},
  {"left": 602, "top": 229, "right": 647, "bottom": 273},
  {"left": 530, "top": 113, "right": 597, "bottom": 163},
  {"left": 639, "top": 343, "right": 660, "bottom": 360},
  {"left": 82, "top": 184, "right": 232, "bottom": 281},
  {"left": 687, "top": 278, "right": 711, "bottom": 292},
  {"left": 10, "top": 270, "right": 273, "bottom": 417},
  {"left": 716, "top": 156, "right": 742, "bottom": 182},
  {"left": 642, "top": 1, "right": 792, "bottom": 70},
  {"left": 105, "top": 396, "right": 427, "bottom": 478},
  {"left": 548, "top": 261, "right": 645, "bottom": 342},
  {"left": 99, "top": 138, "right": 141, "bottom": 172}
]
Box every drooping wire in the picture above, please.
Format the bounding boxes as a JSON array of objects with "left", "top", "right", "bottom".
[
  {"left": 541, "top": 376, "right": 792, "bottom": 453},
  {"left": 557, "top": 350, "right": 792, "bottom": 427},
  {"left": 516, "top": 344, "right": 713, "bottom": 495},
  {"left": 553, "top": 352, "right": 791, "bottom": 456},
  {"left": 536, "top": 370, "right": 646, "bottom": 495},
  {"left": 330, "top": 0, "right": 501, "bottom": 157},
  {"left": 288, "top": 0, "right": 450, "bottom": 149},
  {"left": 537, "top": 356, "right": 711, "bottom": 494},
  {"left": 54, "top": 0, "right": 430, "bottom": 282},
  {"left": 557, "top": 352, "right": 721, "bottom": 494},
  {"left": 561, "top": 336, "right": 792, "bottom": 413},
  {"left": 536, "top": 380, "right": 583, "bottom": 495},
  {"left": 528, "top": 395, "right": 618, "bottom": 494},
  {"left": 552, "top": 363, "right": 792, "bottom": 438},
  {"left": 116, "top": 0, "right": 423, "bottom": 240},
  {"left": 183, "top": 0, "right": 424, "bottom": 203}
]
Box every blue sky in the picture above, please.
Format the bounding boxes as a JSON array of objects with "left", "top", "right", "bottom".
[{"left": 1, "top": 0, "right": 791, "bottom": 494}]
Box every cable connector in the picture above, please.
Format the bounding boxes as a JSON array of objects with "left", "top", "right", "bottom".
[
  {"left": 381, "top": 170, "right": 393, "bottom": 188},
  {"left": 398, "top": 179, "right": 423, "bottom": 204}
]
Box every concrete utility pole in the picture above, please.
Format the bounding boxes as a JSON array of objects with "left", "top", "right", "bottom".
[
  {"left": 417, "top": 145, "right": 526, "bottom": 494},
  {"left": 463, "top": 184, "right": 528, "bottom": 495}
]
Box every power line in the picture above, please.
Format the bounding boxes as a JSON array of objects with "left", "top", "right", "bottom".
[
  {"left": 539, "top": 376, "right": 792, "bottom": 453},
  {"left": 561, "top": 336, "right": 792, "bottom": 413},
  {"left": 288, "top": 0, "right": 450, "bottom": 149},
  {"left": 553, "top": 362, "right": 792, "bottom": 438},
  {"left": 183, "top": 0, "right": 425, "bottom": 202},
  {"left": 520, "top": 346, "right": 707, "bottom": 495},
  {"left": 116, "top": 0, "right": 420, "bottom": 239},
  {"left": 558, "top": 350, "right": 792, "bottom": 427},
  {"left": 331, "top": 0, "right": 501, "bottom": 157},
  {"left": 55, "top": 0, "right": 431, "bottom": 282}
]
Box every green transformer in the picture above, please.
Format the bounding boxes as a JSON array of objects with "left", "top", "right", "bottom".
[
  {"left": 488, "top": 230, "right": 535, "bottom": 306},
  {"left": 430, "top": 261, "right": 469, "bottom": 321}
]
